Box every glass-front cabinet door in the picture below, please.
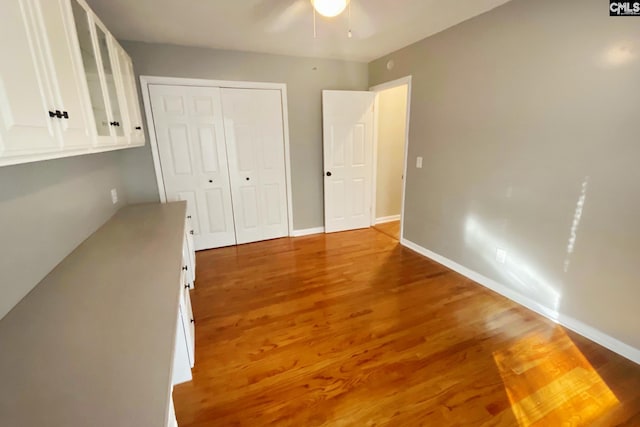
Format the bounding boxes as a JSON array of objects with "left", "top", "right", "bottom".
[
  {"left": 95, "top": 25, "right": 126, "bottom": 143},
  {"left": 69, "top": 0, "right": 127, "bottom": 146}
]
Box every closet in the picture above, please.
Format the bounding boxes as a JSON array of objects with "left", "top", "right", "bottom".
[{"left": 146, "top": 82, "right": 291, "bottom": 250}]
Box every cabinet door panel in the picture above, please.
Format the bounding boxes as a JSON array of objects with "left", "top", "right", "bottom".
[
  {"left": 116, "top": 46, "right": 144, "bottom": 145},
  {"left": 95, "top": 27, "right": 124, "bottom": 141},
  {"left": 69, "top": 0, "right": 110, "bottom": 140},
  {"left": 0, "top": 0, "right": 59, "bottom": 158},
  {"left": 39, "top": 0, "right": 90, "bottom": 150}
]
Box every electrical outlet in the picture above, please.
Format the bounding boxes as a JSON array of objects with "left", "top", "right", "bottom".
[
  {"left": 496, "top": 248, "right": 507, "bottom": 264},
  {"left": 416, "top": 156, "right": 423, "bottom": 168},
  {"left": 110, "top": 188, "right": 118, "bottom": 205}
]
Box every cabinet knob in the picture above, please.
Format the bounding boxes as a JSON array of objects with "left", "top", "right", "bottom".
[
  {"left": 62, "top": 111, "right": 69, "bottom": 119},
  {"left": 208, "top": 179, "right": 213, "bottom": 183},
  {"left": 190, "top": 318, "right": 195, "bottom": 323},
  {"left": 245, "top": 177, "right": 250, "bottom": 181},
  {"left": 190, "top": 230, "right": 194, "bottom": 235},
  {"left": 187, "top": 215, "right": 192, "bottom": 219},
  {"left": 184, "top": 284, "right": 190, "bottom": 289},
  {"left": 135, "top": 126, "right": 142, "bottom": 130},
  {"left": 326, "top": 171, "right": 332, "bottom": 177},
  {"left": 182, "top": 266, "right": 188, "bottom": 271}
]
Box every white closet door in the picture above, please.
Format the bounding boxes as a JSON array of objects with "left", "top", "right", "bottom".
[
  {"left": 149, "top": 84, "right": 236, "bottom": 250},
  {"left": 221, "top": 88, "right": 289, "bottom": 245},
  {"left": 322, "top": 90, "right": 375, "bottom": 233}
]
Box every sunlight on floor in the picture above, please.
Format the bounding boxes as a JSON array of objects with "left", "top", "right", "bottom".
[{"left": 493, "top": 328, "right": 619, "bottom": 426}]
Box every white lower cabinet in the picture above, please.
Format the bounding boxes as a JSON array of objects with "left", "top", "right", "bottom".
[{"left": 172, "top": 217, "right": 196, "bottom": 388}]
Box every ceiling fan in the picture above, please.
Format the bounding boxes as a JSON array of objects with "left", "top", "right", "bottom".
[{"left": 253, "top": 0, "right": 374, "bottom": 39}]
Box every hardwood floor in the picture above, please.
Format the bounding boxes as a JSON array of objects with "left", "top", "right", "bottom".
[
  {"left": 373, "top": 220, "right": 400, "bottom": 240},
  {"left": 174, "top": 227, "right": 640, "bottom": 426}
]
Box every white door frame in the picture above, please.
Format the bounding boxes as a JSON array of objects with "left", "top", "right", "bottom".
[
  {"left": 369, "top": 76, "right": 412, "bottom": 240},
  {"left": 140, "top": 75, "right": 295, "bottom": 237}
]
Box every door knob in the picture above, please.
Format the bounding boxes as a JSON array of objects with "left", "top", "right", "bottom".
[{"left": 326, "top": 171, "right": 332, "bottom": 177}]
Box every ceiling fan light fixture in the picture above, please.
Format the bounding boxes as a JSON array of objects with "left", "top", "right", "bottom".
[{"left": 311, "top": 0, "right": 349, "bottom": 17}]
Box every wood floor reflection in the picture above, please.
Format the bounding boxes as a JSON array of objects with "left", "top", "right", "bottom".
[
  {"left": 372, "top": 220, "right": 400, "bottom": 240},
  {"left": 173, "top": 228, "right": 640, "bottom": 426}
]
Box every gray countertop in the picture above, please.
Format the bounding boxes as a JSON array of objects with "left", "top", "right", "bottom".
[{"left": 0, "top": 202, "right": 187, "bottom": 427}]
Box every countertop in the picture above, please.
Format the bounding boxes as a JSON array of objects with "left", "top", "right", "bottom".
[{"left": 0, "top": 202, "right": 187, "bottom": 427}]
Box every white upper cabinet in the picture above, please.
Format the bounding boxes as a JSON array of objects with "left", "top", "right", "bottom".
[
  {"left": 0, "top": 0, "right": 89, "bottom": 164},
  {"left": 0, "top": 0, "right": 144, "bottom": 167},
  {"left": 68, "top": 0, "right": 129, "bottom": 147},
  {"left": 115, "top": 42, "right": 145, "bottom": 145}
]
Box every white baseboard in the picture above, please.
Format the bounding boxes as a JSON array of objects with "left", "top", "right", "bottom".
[
  {"left": 401, "top": 238, "right": 640, "bottom": 365},
  {"left": 375, "top": 215, "right": 401, "bottom": 224},
  {"left": 291, "top": 227, "right": 325, "bottom": 237}
]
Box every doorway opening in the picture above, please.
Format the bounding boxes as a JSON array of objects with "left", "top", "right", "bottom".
[{"left": 371, "top": 76, "right": 411, "bottom": 241}]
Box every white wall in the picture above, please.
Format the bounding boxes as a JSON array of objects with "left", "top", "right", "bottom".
[{"left": 375, "top": 85, "right": 407, "bottom": 220}]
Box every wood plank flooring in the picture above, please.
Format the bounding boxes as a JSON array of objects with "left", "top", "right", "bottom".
[
  {"left": 173, "top": 227, "right": 640, "bottom": 426},
  {"left": 373, "top": 220, "right": 401, "bottom": 240}
]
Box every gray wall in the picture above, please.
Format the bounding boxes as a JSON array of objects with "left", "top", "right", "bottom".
[
  {"left": 120, "top": 41, "right": 368, "bottom": 230},
  {"left": 0, "top": 152, "right": 127, "bottom": 320},
  {"left": 370, "top": 0, "right": 640, "bottom": 349}
]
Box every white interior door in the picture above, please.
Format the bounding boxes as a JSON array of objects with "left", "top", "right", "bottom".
[
  {"left": 322, "top": 90, "right": 375, "bottom": 233},
  {"left": 221, "top": 88, "right": 289, "bottom": 245},
  {"left": 149, "top": 84, "right": 236, "bottom": 250}
]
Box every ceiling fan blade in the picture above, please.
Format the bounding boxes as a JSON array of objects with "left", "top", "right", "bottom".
[
  {"left": 348, "top": 1, "right": 377, "bottom": 39},
  {"left": 254, "top": 0, "right": 309, "bottom": 34}
]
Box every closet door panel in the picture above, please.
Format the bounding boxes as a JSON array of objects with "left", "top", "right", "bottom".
[
  {"left": 149, "top": 84, "right": 236, "bottom": 250},
  {"left": 221, "top": 88, "right": 288, "bottom": 245}
]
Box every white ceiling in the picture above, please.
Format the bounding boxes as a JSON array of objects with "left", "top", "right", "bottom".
[{"left": 85, "top": 0, "right": 513, "bottom": 62}]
